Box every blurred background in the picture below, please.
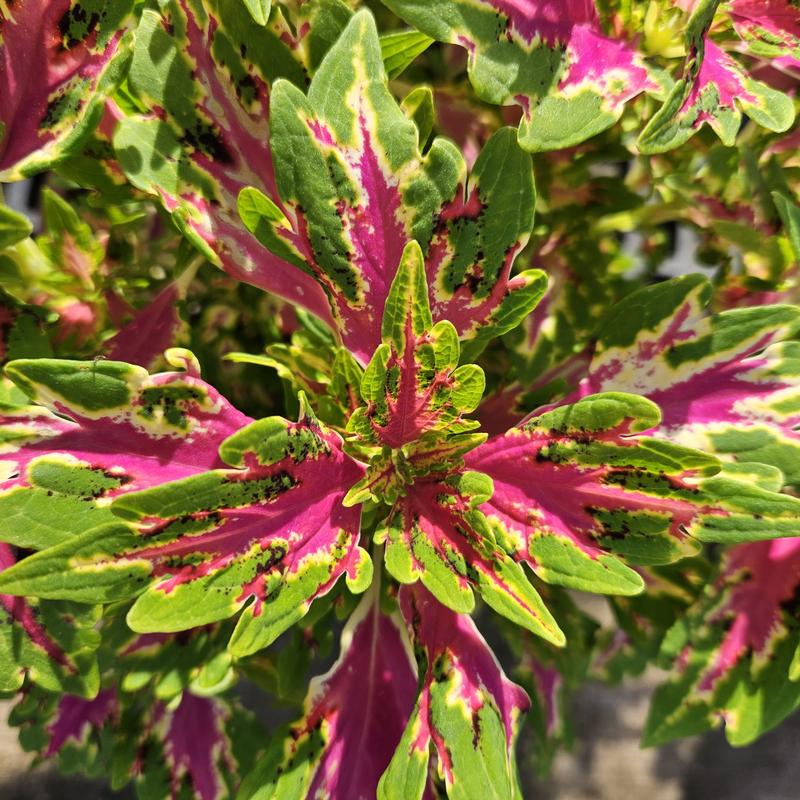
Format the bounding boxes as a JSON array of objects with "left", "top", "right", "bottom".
[{"left": 3, "top": 676, "right": 800, "bottom": 800}]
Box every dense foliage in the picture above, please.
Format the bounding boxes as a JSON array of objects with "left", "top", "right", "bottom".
[{"left": 1, "top": 1, "right": 800, "bottom": 798}]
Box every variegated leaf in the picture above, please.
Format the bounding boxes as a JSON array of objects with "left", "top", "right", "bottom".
[
  {"left": 0, "top": 0, "right": 134, "bottom": 180},
  {"left": 238, "top": 591, "right": 419, "bottom": 800},
  {"left": 379, "top": 584, "right": 529, "bottom": 800},
  {"left": 159, "top": 691, "right": 252, "bottom": 800},
  {"left": 0, "top": 397, "right": 370, "bottom": 658},
  {"left": 241, "top": 10, "right": 544, "bottom": 363},
  {"left": 345, "top": 241, "right": 487, "bottom": 501},
  {"left": 729, "top": 0, "right": 800, "bottom": 67},
  {"left": 13, "top": 687, "right": 261, "bottom": 800},
  {"left": 114, "top": 0, "right": 344, "bottom": 322},
  {"left": 377, "top": 468, "right": 565, "bottom": 645},
  {"left": 467, "top": 392, "right": 800, "bottom": 598},
  {"left": 380, "top": 0, "right": 658, "bottom": 152},
  {"left": 0, "top": 542, "right": 100, "bottom": 695},
  {"left": 645, "top": 536, "right": 800, "bottom": 747},
  {"left": 577, "top": 275, "right": 800, "bottom": 484},
  {"left": 0, "top": 353, "right": 252, "bottom": 552},
  {"left": 639, "top": 0, "right": 795, "bottom": 152}
]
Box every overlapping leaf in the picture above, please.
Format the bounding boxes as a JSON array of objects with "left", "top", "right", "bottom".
[
  {"left": 377, "top": 468, "right": 564, "bottom": 645},
  {"left": 576, "top": 275, "right": 800, "bottom": 484},
  {"left": 0, "top": 391, "right": 370, "bottom": 657},
  {"left": 0, "top": 354, "right": 279, "bottom": 685},
  {"left": 729, "top": 0, "right": 800, "bottom": 67},
  {"left": 0, "top": 0, "right": 134, "bottom": 180},
  {"left": 0, "top": 352, "right": 252, "bottom": 554},
  {"left": 344, "top": 241, "right": 487, "bottom": 502},
  {"left": 639, "top": 0, "right": 795, "bottom": 152},
  {"left": 114, "top": 0, "right": 339, "bottom": 321},
  {"left": 0, "top": 542, "right": 100, "bottom": 695},
  {"left": 238, "top": 591, "right": 419, "bottom": 800},
  {"left": 645, "top": 532, "right": 800, "bottom": 747},
  {"left": 380, "top": 584, "right": 529, "bottom": 800},
  {"left": 467, "top": 392, "right": 800, "bottom": 599},
  {"left": 12, "top": 687, "right": 261, "bottom": 800},
  {"left": 380, "top": 0, "right": 658, "bottom": 152},
  {"left": 241, "top": 10, "right": 545, "bottom": 362}
]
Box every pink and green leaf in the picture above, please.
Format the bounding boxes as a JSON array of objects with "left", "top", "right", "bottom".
[
  {"left": 238, "top": 591, "right": 419, "bottom": 800},
  {"left": 0, "top": 0, "right": 134, "bottom": 180},
  {"left": 0, "top": 355, "right": 253, "bottom": 553},
  {"left": 0, "top": 543, "right": 101, "bottom": 696},
  {"left": 44, "top": 689, "right": 117, "bottom": 758},
  {"left": 160, "top": 691, "right": 244, "bottom": 800},
  {"left": 645, "top": 535, "right": 800, "bottom": 747},
  {"left": 347, "top": 241, "right": 485, "bottom": 457},
  {"left": 467, "top": 392, "right": 800, "bottom": 598},
  {"left": 379, "top": 584, "right": 529, "bottom": 800},
  {"left": 580, "top": 275, "right": 800, "bottom": 484},
  {"left": 0, "top": 397, "right": 370, "bottom": 657},
  {"left": 380, "top": 0, "right": 658, "bottom": 152},
  {"left": 113, "top": 0, "right": 338, "bottom": 322},
  {"left": 729, "top": 0, "right": 800, "bottom": 66},
  {"left": 377, "top": 469, "right": 565, "bottom": 645},
  {"left": 241, "top": 10, "right": 544, "bottom": 362},
  {"left": 639, "top": 2, "right": 795, "bottom": 152}
]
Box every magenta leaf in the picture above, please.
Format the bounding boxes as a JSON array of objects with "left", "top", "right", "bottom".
[
  {"left": 730, "top": 0, "right": 800, "bottom": 67},
  {"left": 645, "top": 535, "right": 800, "bottom": 747},
  {"left": 380, "top": 0, "right": 658, "bottom": 151},
  {"left": 0, "top": 542, "right": 100, "bottom": 695},
  {"left": 238, "top": 591, "right": 419, "bottom": 800},
  {"left": 44, "top": 688, "right": 117, "bottom": 757},
  {"left": 377, "top": 468, "right": 564, "bottom": 646},
  {"left": 344, "top": 241, "right": 488, "bottom": 503},
  {"left": 467, "top": 394, "right": 706, "bottom": 593},
  {"left": 577, "top": 275, "right": 800, "bottom": 484},
  {"left": 0, "top": 388, "right": 371, "bottom": 657},
  {"left": 468, "top": 390, "right": 800, "bottom": 599},
  {"left": 0, "top": 354, "right": 252, "bottom": 555},
  {"left": 379, "top": 584, "right": 529, "bottom": 800},
  {"left": 161, "top": 692, "right": 239, "bottom": 800},
  {"left": 0, "top": 0, "right": 134, "bottom": 180},
  {"left": 639, "top": 2, "right": 795, "bottom": 151},
  {"left": 242, "top": 10, "right": 544, "bottom": 363},
  {"left": 113, "top": 1, "right": 336, "bottom": 322}
]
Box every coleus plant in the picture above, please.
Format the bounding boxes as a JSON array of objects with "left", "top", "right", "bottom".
[{"left": 1, "top": 0, "right": 800, "bottom": 798}]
